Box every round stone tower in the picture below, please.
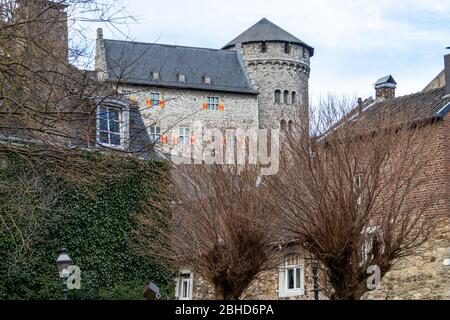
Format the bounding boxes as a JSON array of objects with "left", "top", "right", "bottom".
[{"left": 223, "top": 18, "right": 314, "bottom": 130}]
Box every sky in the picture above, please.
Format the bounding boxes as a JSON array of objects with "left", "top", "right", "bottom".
[{"left": 79, "top": 0, "right": 450, "bottom": 105}]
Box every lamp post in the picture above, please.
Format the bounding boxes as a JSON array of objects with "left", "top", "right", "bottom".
[{"left": 56, "top": 248, "right": 73, "bottom": 301}]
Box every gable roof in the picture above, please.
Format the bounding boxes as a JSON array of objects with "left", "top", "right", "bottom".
[
  {"left": 223, "top": 18, "right": 314, "bottom": 56},
  {"left": 359, "top": 87, "right": 450, "bottom": 124},
  {"left": 102, "top": 39, "right": 258, "bottom": 94},
  {"left": 374, "top": 75, "right": 397, "bottom": 87}
]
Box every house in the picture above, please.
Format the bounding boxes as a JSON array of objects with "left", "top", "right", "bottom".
[{"left": 94, "top": 18, "right": 314, "bottom": 156}]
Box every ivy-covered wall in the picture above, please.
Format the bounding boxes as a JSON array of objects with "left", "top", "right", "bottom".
[{"left": 0, "top": 153, "right": 174, "bottom": 300}]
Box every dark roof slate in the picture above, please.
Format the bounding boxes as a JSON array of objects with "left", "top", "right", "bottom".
[
  {"left": 223, "top": 18, "right": 314, "bottom": 56},
  {"left": 362, "top": 87, "right": 450, "bottom": 123},
  {"left": 103, "top": 40, "right": 257, "bottom": 94},
  {"left": 374, "top": 75, "right": 397, "bottom": 87}
]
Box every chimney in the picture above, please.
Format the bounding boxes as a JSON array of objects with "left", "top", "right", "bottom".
[
  {"left": 374, "top": 75, "right": 397, "bottom": 100},
  {"left": 445, "top": 48, "right": 450, "bottom": 95},
  {"left": 95, "top": 28, "right": 108, "bottom": 82}
]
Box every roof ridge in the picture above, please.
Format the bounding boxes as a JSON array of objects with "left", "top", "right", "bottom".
[
  {"left": 389, "top": 86, "right": 444, "bottom": 101},
  {"left": 103, "top": 38, "right": 232, "bottom": 53}
]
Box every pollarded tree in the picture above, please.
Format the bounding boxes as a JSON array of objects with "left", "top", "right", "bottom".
[
  {"left": 137, "top": 163, "right": 283, "bottom": 300},
  {"left": 268, "top": 96, "right": 440, "bottom": 300}
]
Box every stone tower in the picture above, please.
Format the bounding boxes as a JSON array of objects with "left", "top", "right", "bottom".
[{"left": 223, "top": 18, "right": 314, "bottom": 130}]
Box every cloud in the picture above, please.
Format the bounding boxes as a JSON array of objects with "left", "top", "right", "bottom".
[{"left": 76, "top": 0, "right": 450, "bottom": 103}]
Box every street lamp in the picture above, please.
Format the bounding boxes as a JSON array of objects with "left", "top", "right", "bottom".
[{"left": 56, "top": 248, "right": 73, "bottom": 300}]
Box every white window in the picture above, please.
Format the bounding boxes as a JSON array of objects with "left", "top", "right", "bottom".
[
  {"left": 120, "top": 90, "right": 132, "bottom": 96},
  {"left": 203, "top": 76, "right": 211, "bottom": 84},
  {"left": 179, "top": 127, "right": 191, "bottom": 145},
  {"left": 97, "top": 105, "right": 129, "bottom": 149},
  {"left": 152, "top": 72, "right": 159, "bottom": 80},
  {"left": 278, "top": 255, "right": 305, "bottom": 298},
  {"left": 361, "top": 226, "right": 383, "bottom": 264},
  {"left": 178, "top": 74, "right": 186, "bottom": 83},
  {"left": 353, "top": 174, "right": 364, "bottom": 205},
  {"left": 206, "top": 96, "right": 220, "bottom": 111},
  {"left": 150, "top": 92, "right": 160, "bottom": 106},
  {"left": 175, "top": 270, "right": 193, "bottom": 300},
  {"left": 150, "top": 126, "right": 161, "bottom": 144}
]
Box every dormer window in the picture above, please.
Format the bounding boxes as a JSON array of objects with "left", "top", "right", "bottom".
[
  {"left": 261, "top": 42, "right": 267, "bottom": 53},
  {"left": 178, "top": 74, "right": 186, "bottom": 83},
  {"left": 152, "top": 72, "right": 159, "bottom": 81},
  {"left": 203, "top": 76, "right": 211, "bottom": 85},
  {"left": 285, "top": 43, "right": 291, "bottom": 54}
]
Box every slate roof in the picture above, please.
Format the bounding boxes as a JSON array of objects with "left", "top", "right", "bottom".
[
  {"left": 360, "top": 87, "right": 450, "bottom": 123},
  {"left": 374, "top": 75, "right": 397, "bottom": 87},
  {"left": 102, "top": 39, "right": 257, "bottom": 94},
  {"left": 223, "top": 18, "right": 314, "bottom": 56}
]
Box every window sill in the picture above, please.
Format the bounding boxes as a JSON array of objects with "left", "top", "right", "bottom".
[
  {"left": 278, "top": 290, "right": 305, "bottom": 298},
  {"left": 97, "top": 141, "right": 127, "bottom": 151}
]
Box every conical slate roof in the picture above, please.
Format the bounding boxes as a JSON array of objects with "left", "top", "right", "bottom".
[{"left": 223, "top": 18, "right": 314, "bottom": 56}]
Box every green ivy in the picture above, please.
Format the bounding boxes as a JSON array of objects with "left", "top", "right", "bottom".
[{"left": 0, "top": 153, "right": 174, "bottom": 300}]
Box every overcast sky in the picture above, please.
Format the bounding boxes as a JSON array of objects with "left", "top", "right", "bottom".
[{"left": 84, "top": 0, "right": 450, "bottom": 104}]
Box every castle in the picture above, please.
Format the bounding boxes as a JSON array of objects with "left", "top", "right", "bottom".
[
  {"left": 94, "top": 18, "right": 313, "bottom": 152},
  {"left": 94, "top": 17, "right": 450, "bottom": 301}
]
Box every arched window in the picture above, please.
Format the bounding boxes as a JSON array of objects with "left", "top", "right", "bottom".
[
  {"left": 274, "top": 90, "right": 281, "bottom": 104},
  {"left": 288, "top": 120, "right": 294, "bottom": 132},
  {"left": 291, "top": 92, "right": 297, "bottom": 105},
  {"left": 281, "top": 120, "right": 287, "bottom": 131},
  {"left": 284, "top": 91, "right": 289, "bottom": 104}
]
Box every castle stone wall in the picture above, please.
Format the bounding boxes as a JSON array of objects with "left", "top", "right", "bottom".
[{"left": 241, "top": 42, "right": 310, "bottom": 129}]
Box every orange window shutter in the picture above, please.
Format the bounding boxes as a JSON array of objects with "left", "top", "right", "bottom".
[
  {"left": 190, "top": 136, "right": 196, "bottom": 145},
  {"left": 219, "top": 104, "right": 224, "bottom": 111},
  {"left": 160, "top": 99, "right": 165, "bottom": 108},
  {"left": 173, "top": 137, "right": 179, "bottom": 145},
  {"left": 203, "top": 102, "right": 208, "bottom": 110},
  {"left": 146, "top": 98, "right": 151, "bottom": 107}
]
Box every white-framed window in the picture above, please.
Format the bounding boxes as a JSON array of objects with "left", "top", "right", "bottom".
[
  {"left": 203, "top": 76, "right": 211, "bottom": 84},
  {"left": 175, "top": 270, "right": 194, "bottom": 300},
  {"left": 150, "top": 92, "right": 160, "bottom": 106},
  {"left": 97, "top": 104, "right": 129, "bottom": 149},
  {"left": 120, "top": 89, "right": 132, "bottom": 96},
  {"left": 150, "top": 126, "right": 161, "bottom": 144},
  {"left": 206, "top": 96, "right": 220, "bottom": 111},
  {"left": 278, "top": 255, "right": 305, "bottom": 298},
  {"left": 179, "top": 127, "right": 191, "bottom": 145},
  {"left": 178, "top": 74, "right": 186, "bottom": 83},
  {"left": 361, "top": 226, "right": 383, "bottom": 264},
  {"left": 353, "top": 173, "right": 364, "bottom": 205}
]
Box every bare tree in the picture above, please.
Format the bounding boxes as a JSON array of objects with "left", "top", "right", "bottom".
[
  {"left": 136, "top": 163, "right": 283, "bottom": 300},
  {"left": 268, "top": 96, "right": 440, "bottom": 300},
  {"left": 0, "top": 0, "right": 139, "bottom": 179}
]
